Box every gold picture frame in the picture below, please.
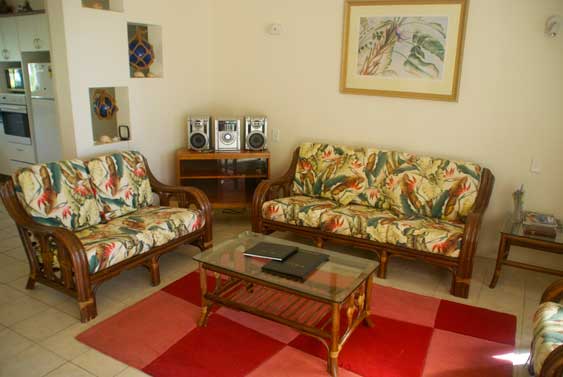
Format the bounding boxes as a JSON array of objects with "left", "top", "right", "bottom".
[{"left": 340, "top": 0, "right": 468, "bottom": 101}]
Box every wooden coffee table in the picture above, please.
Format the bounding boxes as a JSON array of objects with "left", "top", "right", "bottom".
[{"left": 193, "top": 231, "right": 378, "bottom": 376}]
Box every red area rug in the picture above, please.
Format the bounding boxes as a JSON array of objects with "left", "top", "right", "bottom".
[{"left": 77, "top": 272, "right": 517, "bottom": 377}]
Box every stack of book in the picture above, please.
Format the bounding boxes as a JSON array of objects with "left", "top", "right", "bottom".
[
  {"left": 522, "top": 211, "right": 559, "bottom": 238},
  {"left": 244, "top": 242, "right": 328, "bottom": 281}
]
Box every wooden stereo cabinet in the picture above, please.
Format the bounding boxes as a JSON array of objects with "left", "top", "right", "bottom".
[{"left": 176, "top": 148, "right": 270, "bottom": 209}]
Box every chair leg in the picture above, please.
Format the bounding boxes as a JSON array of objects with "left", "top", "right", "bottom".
[
  {"left": 25, "top": 276, "right": 36, "bottom": 290},
  {"left": 377, "top": 250, "right": 389, "bottom": 279},
  {"left": 148, "top": 256, "right": 160, "bottom": 286},
  {"left": 77, "top": 285, "right": 97, "bottom": 323},
  {"left": 451, "top": 271, "right": 470, "bottom": 298}
]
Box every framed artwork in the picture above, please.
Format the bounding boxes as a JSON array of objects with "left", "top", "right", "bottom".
[{"left": 340, "top": 0, "right": 468, "bottom": 101}]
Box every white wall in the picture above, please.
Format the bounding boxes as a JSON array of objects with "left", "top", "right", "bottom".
[
  {"left": 44, "top": 0, "right": 563, "bottom": 263},
  {"left": 209, "top": 0, "right": 563, "bottom": 261},
  {"left": 48, "top": 0, "right": 211, "bottom": 182}
]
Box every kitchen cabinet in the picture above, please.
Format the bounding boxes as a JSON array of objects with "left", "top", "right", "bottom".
[
  {"left": 16, "top": 14, "right": 50, "bottom": 52},
  {"left": 0, "top": 18, "right": 21, "bottom": 62},
  {"left": 5, "top": 142, "right": 36, "bottom": 164}
]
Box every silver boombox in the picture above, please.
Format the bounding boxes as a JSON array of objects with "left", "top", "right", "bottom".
[
  {"left": 187, "top": 115, "right": 212, "bottom": 151},
  {"left": 214, "top": 118, "right": 241, "bottom": 151},
  {"left": 244, "top": 116, "right": 268, "bottom": 151}
]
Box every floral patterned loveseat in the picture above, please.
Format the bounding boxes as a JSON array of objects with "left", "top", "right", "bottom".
[
  {"left": 0, "top": 151, "right": 212, "bottom": 322},
  {"left": 530, "top": 279, "right": 563, "bottom": 376},
  {"left": 252, "top": 143, "right": 494, "bottom": 298}
]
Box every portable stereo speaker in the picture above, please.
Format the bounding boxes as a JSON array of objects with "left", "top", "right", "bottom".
[
  {"left": 214, "top": 118, "right": 241, "bottom": 151},
  {"left": 188, "top": 116, "right": 212, "bottom": 151},
  {"left": 244, "top": 116, "right": 268, "bottom": 151}
]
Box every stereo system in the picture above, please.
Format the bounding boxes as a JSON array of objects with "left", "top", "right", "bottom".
[
  {"left": 215, "top": 118, "right": 241, "bottom": 151},
  {"left": 244, "top": 116, "right": 267, "bottom": 151},
  {"left": 187, "top": 116, "right": 212, "bottom": 151},
  {"left": 187, "top": 115, "right": 268, "bottom": 152}
]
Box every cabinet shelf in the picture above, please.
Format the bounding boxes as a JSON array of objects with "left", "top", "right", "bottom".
[
  {"left": 179, "top": 174, "right": 268, "bottom": 180},
  {"left": 0, "top": 10, "right": 46, "bottom": 18},
  {"left": 176, "top": 148, "right": 270, "bottom": 209}
]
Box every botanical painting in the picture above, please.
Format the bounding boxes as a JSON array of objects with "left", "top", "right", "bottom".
[
  {"left": 340, "top": 0, "right": 467, "bottom": 101},
  {"left": 357, "top": 16, "right": 448, "bottom": 79}
]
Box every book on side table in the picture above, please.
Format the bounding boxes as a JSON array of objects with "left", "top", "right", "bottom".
[{"left": 522, "top": 211, "right": 559, "bottom": 238}]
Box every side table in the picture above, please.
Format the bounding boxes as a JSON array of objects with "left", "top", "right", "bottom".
[{"left": 489, "top": 216, "right": 563, "bottom": 288}]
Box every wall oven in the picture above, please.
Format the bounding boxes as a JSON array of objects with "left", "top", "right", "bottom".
[{"left": 0, "top": 93, "right": 31, "bottom": 145}]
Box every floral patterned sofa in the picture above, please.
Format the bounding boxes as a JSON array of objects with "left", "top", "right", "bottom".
[
  {"left": 252, "top": 143, "right": 494, "bottom": 298},
  {"left": 0, "top": 151, "right": 212, "bottom": 322},
  {"left": 530, "top": 279, "right": 563, "bottom": 376}
]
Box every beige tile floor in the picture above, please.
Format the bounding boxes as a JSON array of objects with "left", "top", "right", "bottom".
[{"left": 0, "top": 205, "right": 558, "bottom": 377}]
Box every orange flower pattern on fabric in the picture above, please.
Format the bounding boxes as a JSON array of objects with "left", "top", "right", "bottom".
[
  {"left": 13, "top": 160, "right": 103, "bottom": 230},
  {"left": 87, "top": 151, "right": 153, "bottom": 221},
  {"left": 262, "top": 196, "right": 339, "bottom": 228},
  {"left": 292, "top": 143, "right": 367, "bottom": 205},
  {"left": 354, "top": 147, "right": 482, "bottom": 222},
  {"left": 76, "top": 206, "right": 204, "bottom": 273}
]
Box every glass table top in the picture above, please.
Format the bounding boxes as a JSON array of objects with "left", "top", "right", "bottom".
[
  {"left": 502, "top": 216, "right": 563, "bottom": 245},
  {"left": 193, "top": 231, "right": 378, "bottom": 303}
]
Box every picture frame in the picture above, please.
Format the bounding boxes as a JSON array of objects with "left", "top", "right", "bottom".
[{"left": 340, "top": 0, "right": 468, "bottom": 101}]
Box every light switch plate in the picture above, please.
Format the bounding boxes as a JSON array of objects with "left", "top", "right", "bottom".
[{"left": 530, "top": 158, "right": 541, "bottom": 174}]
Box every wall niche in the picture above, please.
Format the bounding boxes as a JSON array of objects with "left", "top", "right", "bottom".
[
  {"left": 81, "top": 0, "right": 124, "bottom": 12},
  {"left": 127, "top": 22, "right": 163, "bottom": 78},
  {"left": 89, "top": 86, "right": 130, "bottom": 146}
]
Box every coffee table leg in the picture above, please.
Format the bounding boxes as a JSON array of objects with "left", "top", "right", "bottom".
[
  {"left": 363, "top": 273, "right": 374, "bottom": 328},
  {"left": 197, "top": 263, "right": 211, "bottom": 327},
  {"left": 328, "top": 303, "right": 340, "bottom": 377},
  {"left": 489, "top": 235, "right": 509, "bottom": 288}
]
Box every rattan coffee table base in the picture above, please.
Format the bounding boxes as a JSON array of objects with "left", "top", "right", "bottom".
[{"left": 196, "top": 264, "right": 374, "bottom": 377}]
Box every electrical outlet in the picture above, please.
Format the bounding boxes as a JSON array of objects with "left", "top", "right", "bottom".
[
  {"left": 272, "top": 128, "right": 280, "bottom": 142},
  {"left": 530, "top": 158, "right": 541, "bottom": 174}
]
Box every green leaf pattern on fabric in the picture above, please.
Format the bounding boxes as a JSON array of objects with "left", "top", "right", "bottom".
[
  {"left": 292, "top": 143, "right": 367, "bottom": 205},
  {"left": 76, "top": 206, "right": 204, "bottom": 273},
  {"left": 319, "top": 205, "right": 397, "bottom": 241},
  {"left": 262, "top": 195, "right": 338, "bottom": 228},
  {"left": 531, "top": 302, "right": 563, "bottom": 375},
  {"left": 384, "top": 217, "right": 464, "bottom": 257},
  {"left": 12, "top": 160, "right": 103, "bottom": 231},
  {"left": 350, "top": 147, "right": 481, "bottom": 222},
  {"left": 87, "top": 151, "right": 153, "bottom": 221}
]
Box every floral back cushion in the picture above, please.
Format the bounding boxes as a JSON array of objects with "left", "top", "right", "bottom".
[
  {"left": 13, "top": 160, "right": 103, "bottom": 230},
  {"left": 292, "top": 143, "right": 367, "bottom": 205},
  {"left": 351, "top": 148, "right": 395, "bottom": 209},
  {"left": 380, "top": 152, "right": 482, "bottom": 222},
  {"left": 87, "top": 151, "right": 153, "bottom": 220}
]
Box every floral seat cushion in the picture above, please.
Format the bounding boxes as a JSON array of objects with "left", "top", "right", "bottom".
[
  {"left": 76, "top": 206, "right": 204, "bottom": 273},
  {"left": 13, "top": 160, "right": 103, "bottom": 230},
  {"left": 385, "top": 217, "right": 465, "bottom": 257},
  {"left": 531, "top": 301, "right": 563, "bottom": 375},
  {"left": 318, "top": 204, "right": 464, "bottom": 257},
  {"left": 319, "top": 205, "right": 398, "bottom": 241},
  {"left": 262, "top": 196, "right": 338, "bottom": 228},
  {"left": 87, "top": 151, "right": 153, "bottom": 220}
]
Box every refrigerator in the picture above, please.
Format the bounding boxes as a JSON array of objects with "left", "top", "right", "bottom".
[{"left": 28, "top": 63, "right": 62, "bottom": 163}]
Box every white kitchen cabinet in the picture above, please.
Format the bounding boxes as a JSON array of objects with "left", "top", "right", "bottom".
[
  {"left": 0, "top": 18, "right": 21, "bottom": 61},
  {"left": 16, "top": 14, "right": 50, "bottom": 52}
]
